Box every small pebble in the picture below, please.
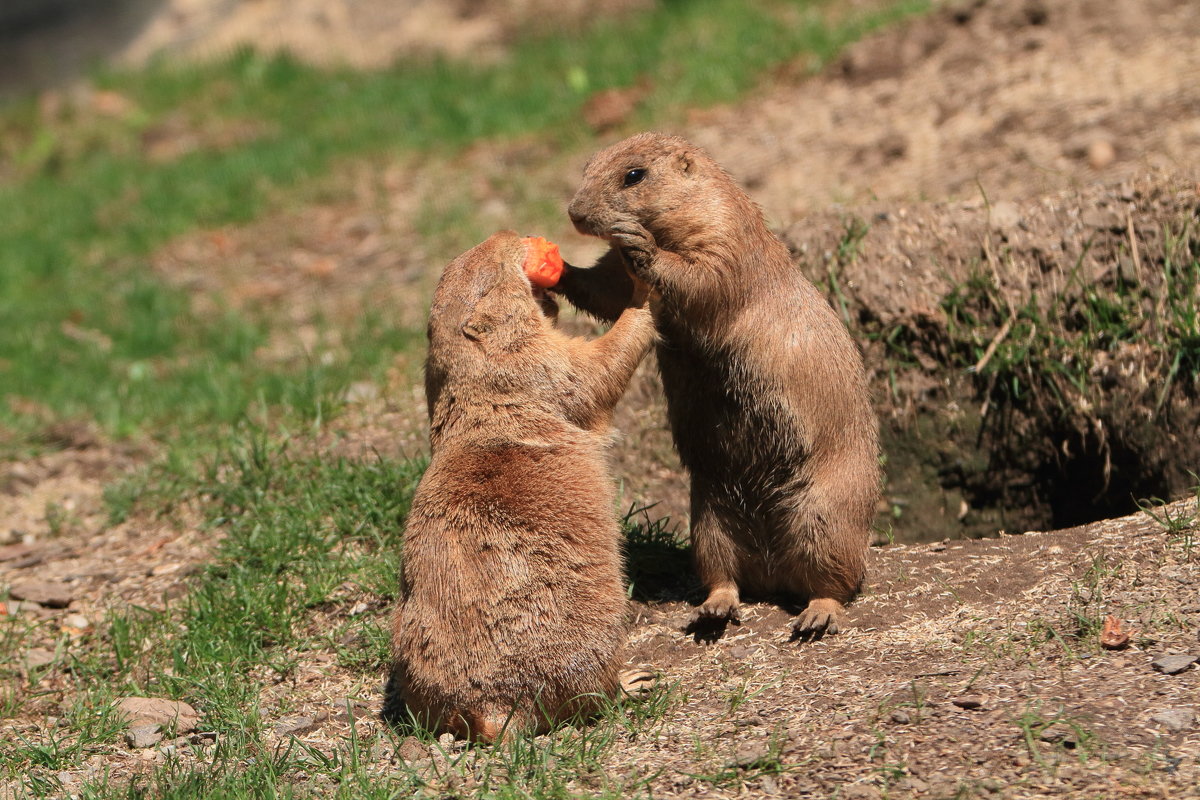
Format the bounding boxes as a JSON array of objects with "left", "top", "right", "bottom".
[
  {"left": 62, "top": 613, "right": 90, "bottom": 631},
  {"left": 952, "top": 696, "right": 984, "bottom": 710},
  {"left": 1039, "top": 723, "right": 1078, "bottom": 747},
  {"left": 727, "top": 741, "right": 773, "bottom": 769},
  {"left": 274, "top": 715, "right": 320, "bottom": 737},
  {"left": 1087, "top": 139, "right": 1116, "bottom": 169},
  {"left": 125, "top": 724, "right": 163, "bottom": 749},
  {"left": 1151, "top": 654, "right": 1198, "bottom": 675}
]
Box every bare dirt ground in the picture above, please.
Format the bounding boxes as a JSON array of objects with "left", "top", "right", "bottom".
[
  {"left": 692, "top": 0, "right": 1200, "bottom": 218},
  {"left": 3, "top": 0, "right": 1199, "bottom": 795}
]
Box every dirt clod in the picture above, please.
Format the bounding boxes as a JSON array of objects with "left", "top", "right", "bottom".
[
  {"left": 115, "top": 698, "right": 201, "bottom": 734},
  {"left": 397, "top": 736, "right": 427, "bottom": 763}
]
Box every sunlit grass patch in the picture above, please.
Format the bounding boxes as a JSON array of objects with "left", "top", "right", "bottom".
[{"left": 0, "top": 0, "right": 928, "bottom": 456}]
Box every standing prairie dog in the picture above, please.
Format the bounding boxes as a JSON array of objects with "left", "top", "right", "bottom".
[
  {"left": 388, "top": 230, "right": 655, "bottom": 742},
  {"left": 556, "top": 133, "right": 880, "bottom": 639}
]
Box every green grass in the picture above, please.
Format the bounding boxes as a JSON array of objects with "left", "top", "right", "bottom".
[
  {"left": 0, "top": 420, "right": 697, "bottom": 797},
  {"left": 1, "top": 444, "right": 423, "bottom": 785},
  {"left": 2, "top": 425, "right": 691, "bottom": 798},
  {"left": 0, "top": 0, "right": 928, "bottom": 456},
  {"left": 939, "top": 218, "right": 1200, "bottom": 424},
  {"left": 128, "top": 441, "right": 423, "bottom": 717},
  {"left": 1137, "top": 477, "right": 1199, "bottom": 561},
  {"left": 1015, "top": 703, "right": 1102, "bottom": 771}
]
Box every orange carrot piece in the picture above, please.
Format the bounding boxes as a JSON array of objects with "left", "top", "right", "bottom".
[{"left": 523, "top": 236, "right": 564, "bottom": 289}]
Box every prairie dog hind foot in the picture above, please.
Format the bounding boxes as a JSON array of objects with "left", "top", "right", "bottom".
[{"left": 791, "top": 597, "right": 845, "bottom": 641}]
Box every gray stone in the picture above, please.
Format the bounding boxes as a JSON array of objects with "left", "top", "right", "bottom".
[
  {"left": 124, "top": 724, "right": 163, "bottom": 749},
  {"left": 8, "top": 579, "right": 73, "bottom": 608},
  {"left": 890, "top": 709, "right": 911, "bottom": 724},
  {"left": 1151, "top": 654, "right": 1198, "bottom": 675},
  {"left": 0, "top": 543, "right": 36, "bottom": 562},
  {"left": 952, "top": 696, "right": 984, "bottom": 710},
  {"left": 1039, "top": 723, "right": 1079, "bottom": 747},
  {"left": 274, "top": 715, "right": 321, "bottom": 737},
  {"left": 727, "top": 740, "right": 773, "bottom": 769},
  {"left": 22, "top": 648, "right": 56, "bottom": 671},
  {"left": 397, "top": 735, "right": 427, "bottom": 762},
  {"left": 1150, "top": 708, "right": 1195, "bottom": 732}
]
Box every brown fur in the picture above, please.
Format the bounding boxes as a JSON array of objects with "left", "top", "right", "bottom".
[
  {"left": 388, "top": 230, "right": 655, "bottom": 741},
  {"left": 558, "top": 132, "right": 880, "bottom": 638}
]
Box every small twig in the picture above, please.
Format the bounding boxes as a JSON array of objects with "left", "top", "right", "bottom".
[
  {"left": 1126, "top": 207, "right": 1141, "bottom": 282},
  {"left": 970, "top": 314, "right": 1016, "bottom": 374}
]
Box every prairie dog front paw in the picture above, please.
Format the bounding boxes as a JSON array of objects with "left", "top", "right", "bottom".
[{"left": 609, "top": 221, "right": 657, "bottom": 277}]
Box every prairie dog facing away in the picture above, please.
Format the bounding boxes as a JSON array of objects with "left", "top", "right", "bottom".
[
  {"left": 388, "top": 230, "right": 655, "bottom": 741},
  {"left": 556, "top": 132, "right": 881, "bottom": 639}
]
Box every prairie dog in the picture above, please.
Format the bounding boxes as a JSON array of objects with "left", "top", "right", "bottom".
[
  {"left": 558, "top": 132, "right": 880, "bottom": 638},
  {"left": 388, "top": 230, "right": 654, "bottom": 741}
]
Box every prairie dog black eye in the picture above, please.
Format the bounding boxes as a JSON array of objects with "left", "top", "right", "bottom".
[{"left": 623, "top": 168, "right": 647, "bottom": 187}]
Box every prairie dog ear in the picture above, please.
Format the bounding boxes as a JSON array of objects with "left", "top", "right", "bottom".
[
  {"left": 457, "top": 268, "right": 510, "bottom": 343},
  {"left": 677, "top": 149, "right": 693, "bottom": 173},
  {"left": 461, "top": 319, "right": 492, "bottom": 341},
  {"left": 461, "top": 285, "right": 532, "bottom": 352}
]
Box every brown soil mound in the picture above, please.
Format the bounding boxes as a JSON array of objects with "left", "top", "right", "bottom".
[
  {"left": 786, "top": 174, "right": 1200, "bottom": 539},
  {"left": 689, "top": 0, "right": 1200, "bottom": 217}
]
